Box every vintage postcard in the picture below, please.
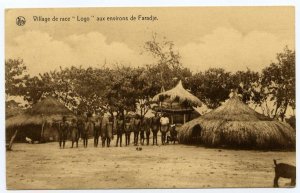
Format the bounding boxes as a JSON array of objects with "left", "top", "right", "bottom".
[{"left": 5, "top": 7, "right": 295, "bottom": 189}]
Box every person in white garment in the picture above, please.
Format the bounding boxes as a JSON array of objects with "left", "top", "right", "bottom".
[{"left": 160, "top": 114, "right": 170, "bottom": 145}]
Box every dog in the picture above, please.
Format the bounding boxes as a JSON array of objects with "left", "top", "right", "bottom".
[{"left": 273, "top": 159, "right": 296, "bottom": 187}]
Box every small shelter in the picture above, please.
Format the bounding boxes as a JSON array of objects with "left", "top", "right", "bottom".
[
  {"left": 152, "top": 80, "right": 202, "bottom": 124},
  {"left": 177, "top": 94, "right": 296, "bottom": 149},
  {"left": 6, "top": 96, "right": 75, "bottom": 142}
]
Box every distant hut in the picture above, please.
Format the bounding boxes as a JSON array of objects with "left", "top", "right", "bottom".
[
  {"left": 152, "top": 80, "right": 202, "bottom": 124},
  {"left": 178, "top": 93, "right": 295, "bottom": 149},
  {"left": 6, "top": 100, "right": 24, "bottom": 119},
  {"left": 6, "top": 96, "right": 75, "bottom": 143}
]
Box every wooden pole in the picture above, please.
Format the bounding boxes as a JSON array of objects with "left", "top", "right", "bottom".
[
  {"left": 40, "top": 121, "right": 45, "bottom": 142},
  {"left": 7, "top": 129, "right": 18, "bottom": 151},
  {"left": 183, "top": 114, "right": 186, "bottom": 124},
  {"left": 40, "top": 114, "right": 45, "bottom": 143}
]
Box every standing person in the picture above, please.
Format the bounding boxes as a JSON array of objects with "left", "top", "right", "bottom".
[
  {"left": 151, "top": 113, "right": 160, "bottom": 146},
  {"left": 116, "top": 115, "right": 124, "bottom": 147},
  {"left": 133, "top": 114, "right": 141, "bottom": 146},
  {"left": 160, "top": 113, "right": 170, "bottom": 145},
  {"left": 58, "top": 116, "right": 69, "bottom": 149},
  {"left": 140, "top": 118, "right": 146, "bottom": 145},
  {"left": 76, "top": 111, "right": 85, "bottom": 140},
  {"left": 101, "top": 113, "right": 109, "bottom": 147},
  {"left": 76, "top": 113, "right": 85, "bottom": 145},
  {"left": 145, "top": 118, "right": 152, "bottom": 145},
  {"left": 107, "top": 115, "right": 114, "bottom": 147},
  {"left": 124, "top": 116, "right": 132, "bottom": 146},
  {"left": 94, "top": 115, "right": 102, "bottom": 147},
  {"left": 83, "top": 113, "right": 94, "bottom": 148},
  {"left": 70, "top": 118, "right": 79, "bottom": 148}
]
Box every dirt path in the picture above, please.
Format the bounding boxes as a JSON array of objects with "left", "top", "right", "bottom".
[{"left": 6, "top": 139, "right": 295, "bottom": 189}]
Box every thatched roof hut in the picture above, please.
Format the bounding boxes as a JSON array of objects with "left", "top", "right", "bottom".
[
  {"left": 6, "top": 96, "right": 74, "bottom": 128},
  {"left": 177, "top": 94, "right": 295, "bottom": 149},
  {"left": 152, "top": 80, "right": 202, "bottom": 124},
  {"left": 153, "top": 80, "right": 201, "bottom": 107},
  {"left": 6, "top": 96, "right": 75, "bottom": 142}
]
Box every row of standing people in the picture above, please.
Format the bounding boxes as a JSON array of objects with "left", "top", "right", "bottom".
[
  {"left": 57, "top": 113, "right": 113, "bottom": 148},
  {"left": 57, "top": 113, "right": 177, "bottom": 149}
]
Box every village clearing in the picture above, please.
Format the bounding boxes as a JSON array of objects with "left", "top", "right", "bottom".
[{"left": 6, "top": 140, "right": 295, "bottom": 189}]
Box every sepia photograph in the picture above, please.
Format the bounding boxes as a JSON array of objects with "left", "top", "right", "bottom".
[{"left": 4, "top": 6, "right": 296, "bottom": 190}]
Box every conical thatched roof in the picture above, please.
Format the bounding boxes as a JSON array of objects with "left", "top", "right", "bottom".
[
  {"left": 153, "top": 80, "right": 202, "bottom": 107},
  {"left": 6, "top": 96, "right": 75, "bottom": 129},
  {"left": 28, "top": 96, "right": 73, "bottom": 115},
  {"left": 178, "top": 95, "right": 295, "bottom": 149}
]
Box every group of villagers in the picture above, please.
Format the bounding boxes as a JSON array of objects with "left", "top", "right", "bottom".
[{"left": 57, "top": 112, "right": 178, "bottom": 149}]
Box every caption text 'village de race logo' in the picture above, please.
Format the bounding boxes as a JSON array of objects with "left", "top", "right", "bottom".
[{"left": 16, "top": 16, "right": 26, "bottom": 26}]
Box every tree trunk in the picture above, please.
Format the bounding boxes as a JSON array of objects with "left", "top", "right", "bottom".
[
  {"left": 280, "top": 99, "right": 289, "bottom": 122},
  {"left": 40, "top": 121, "right": 45, "bottom": 142},
  {"left": 273, "top": 102, "right": 280, "bottom": 119},
  {"left": 7, "top": 129, "right": 18, "bottom": 151}
]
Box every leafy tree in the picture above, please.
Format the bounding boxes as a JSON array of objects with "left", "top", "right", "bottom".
[
  {"left": 187, "top": 68, "right": 234, "bottom": 109},
  {"left": 261, "top": 47, "right": 295, "bottom": 120},
  {"left": 143, "top": 34, "right": 192, "bottom": 90},
  {"left": 54, "top": 66, "right": 109, "bottom": 113},
  {"left": 232, "top": 69, "right": 261, "bottom": 104},
  {"left": 22, "top": 76, "right": 51, "bottom": 104},
  {"left": 104, "top": 66, "right": 146, "bottom": 117},
  {"left": 5, "top": 59, "right": 28, "bottom": 99}
]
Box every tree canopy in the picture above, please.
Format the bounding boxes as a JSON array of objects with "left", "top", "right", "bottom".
[{"left": 5, "top": 37, "right": 295, "bottom": 122}]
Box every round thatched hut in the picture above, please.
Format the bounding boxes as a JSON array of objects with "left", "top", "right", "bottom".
[
  {"left": 177, "top": 94, "right": 295, "bottom": 149},
  {"left": 152, "top": 80, "right": 202, "bottom": 124},
  {"left": 6, "top": 96, "right": 75, "bottom": 142}
]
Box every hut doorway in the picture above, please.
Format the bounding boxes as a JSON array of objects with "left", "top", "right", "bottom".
[
  {"left": 191, "top": 124, "right": 202, "bottom": 144},
  {"left": 6, "top": 124, "right": 42, "bottom": 143}
]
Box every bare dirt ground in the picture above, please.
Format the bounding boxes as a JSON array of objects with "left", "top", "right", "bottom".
[{"left": 6, "top": 136, "right": 295, "bottom": 189}]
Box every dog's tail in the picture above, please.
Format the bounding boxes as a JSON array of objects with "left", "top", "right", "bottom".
[{"left": 273, "top": 159, "right": 278, "bottom": 166}]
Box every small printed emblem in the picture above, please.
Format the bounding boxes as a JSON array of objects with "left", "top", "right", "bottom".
[{"left": 16, "top": 16, "right": 26, "bottom": 26}]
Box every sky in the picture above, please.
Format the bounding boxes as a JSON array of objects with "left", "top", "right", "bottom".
[{"left": 5, "top": 6, "right": 295, "bottom": 75}]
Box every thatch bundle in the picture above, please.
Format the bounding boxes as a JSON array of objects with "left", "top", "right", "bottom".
[
  {"left": 178, "top": 95, "right": 295, "bottom": 149},
  {"left": 153, "top": 80, "right": 201, "bottom": 107},
  {"left": 6, "top": 96, "right": 75, "bottom": 142}
]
